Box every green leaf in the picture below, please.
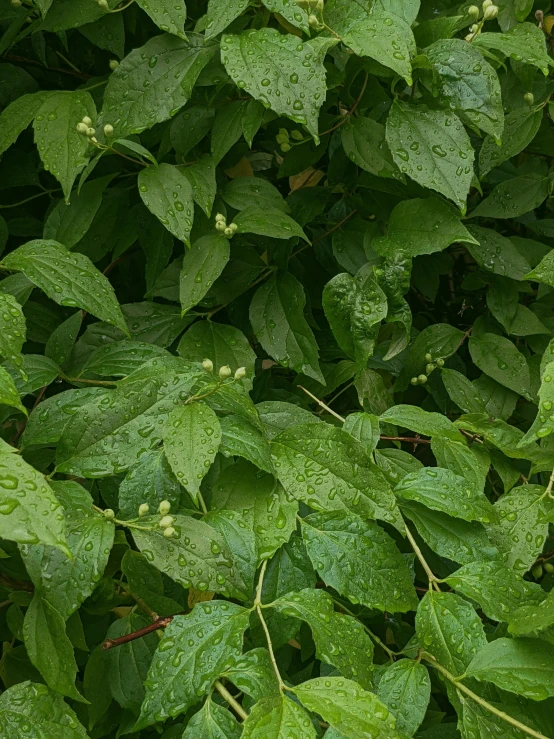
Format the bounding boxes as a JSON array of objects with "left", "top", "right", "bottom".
[
  {"left": 294, "top": 676, "right": 407, "bottom": 739},
  {"left": 211, "top": 99, "right": 245, "bottom": 164},
  {"left": 205, "top": 508, "right": 257, "bottom": 594},
  {"left": 473, "top": 22, "right": 552, "bottom": 75},
  {"left": 508, "top": 589, "right": 554, "bottom": 637},
  {"left": 441, "top": 369, "right": 487, "bottom": 414},
  {"left": 372, "top": 198, "right": 478, "bottom": 258},
  {"left": 396, "top": 323, "right": 465, "bottom": 391},
  {"left": 221, "top": 648, "right": 280, "bottom": 702},
  {"left": 211, "top": 461, "right": 298, "bottom": 561},
  {"left": 341, "top": 117, "right": 401, "bottom": 179},
  {"left": 118, "top": 449, "right": 182, "bottom": 519},
  {"left": 381, "top": 404, "right": 461, "bottom": 441},
  {"left": 180, "top": 234, "right": 230, "bottom": 315},
  {"left": 415, "top": 591, "right": 487, "bottom": 677},
  {"left": 138, "top": 164, "right": 194, "bottom": 245},
  {"left": 222, "top": 176, "right": 289, "bottom": 213},
  {"left": 220, "top": 30, "right": 335, "bottom": 141},
  {"left": 178, "top": 321, "right": 256, "bottom": 382},
  {"left": 43, "top": 175, "right": 113, "bottom": 249},
  {"left": 234, "top": 206, "right": 307, "bottom": 241},
  {"left": 376, "top": 660, "right": 431, "bottom": 736},
  {"left": 101, "top": 34, "right": 215, "bottom": 138},
  {"left": 21, "top": 480, "right": 114, "bottom": 619},
  {"left": 426, "top": 38, "right": 503, "bottom": 139},
  {"left": 181, "top": 155, "right": 216, "bottom": 217},
  {"left": 479, "top": 108, "right": 542, "bottom": 177},
  {"left": 445, "top": 560, "right": 544, "bottom": 623},
  {"left": 80, "top": 340, "right": 169, "bottom": 377},
  {"left": 466, "top": 226, "right": 531, "bottom": 280},
  {"left": 7, "top": 354, "right": 60, "bottom": 397},
  {"left": 517, "top": 361, "right": 554, "bottom": 444},
  {"left": 262, "top": 0, "right": 310, "bottom": 32},
  {"left": 0, "top": 92, "right": 49, "bottom": 157},
  {"left": 242, "top": 694, "right": 316, "bottom": 739},
  {"left": 0, "top": 452, "right": 68, "bottom": 554},
  {"left": 45, "top": 311, "right": 82, "bottom": 367},
  {"left": 136, "top": 601, "right": 250, "bottom": 729},
  {"left": 386, "top": 101, "right": 474, "bottom": 212},
  {"left": 327, "top": 5, "right": 415, "bottom": 84},
  {"left": 204, "top": 0, "right": 249, "bottom": 41},
  {"left": 395, "top": 466, "right": 496, "bottom": 523},
  {"left": 131, "top": 514, "right": 246, "bottom": 598},
  {"left": 323, "top": 267, "right": 388, "bottom": 370},
  {"left": 220, "top": 414, "right": 274, "bottom": 473},
  {"left": 0, "top": 681, "right": 88, "bottom": 738},
  {"left": 467, "top": 637, "right": 554, "bottom": 701},
  {"left": 3, "top": 240, "right": 127, "bottom": 333},
  {"left": 106, "top": 611, "right": 157, "bottom": 713},
  {"left": 80, "top": 13, "right": 125, "bottom": 59},
  {"left": 135, "top": 0, "right": 186, "bottom": 38},
  {"left": 300, "top": 511, "right": 417, "bottom": 612},
  {"left": 33, "top": 91, "right": 96, "bottom": 201},
  {"left": 250, "top": 272, "right": 323, "bottom": 383},
  {"left": 487, "top": 484, "right": 550, "bottom": 572},
  {"left": 183, "top": 698, "right": 242, "bottom": 738},
  {"left": 23, "top": 594, "right": 83, "bottom": 701},
  {"left": 163, "top": 401, "right": 222, "bottom": 503},
  {"left": 344, "top": 412, "right": 380, "bottom": 455},
  {"left": 271, "top": 588, "right": 375, "bottom": 688},
  {"left": 256, "top": 401, "right": 322, "bottom": 440},
  {"left": 0, "top": 366, "right": 26, "bottom": 414},
  {"left": 0, "top": 292, "right": 26, "bottom": 371},
  {"left": 470, "top": 174, "right": 549, "bottom": 219},
  {"left": 430, "top": 436, "right": 490, "bottom": 493},
  {"left": 469, "top": 333, "right": 531, "bottom": 399},
  {"left": 271, "top": 422, "right": 402, "bottom": 528}
]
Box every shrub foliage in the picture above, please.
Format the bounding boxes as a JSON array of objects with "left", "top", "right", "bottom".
[{"left": 1, "top": 0, "right": 554, "bottom": 737}]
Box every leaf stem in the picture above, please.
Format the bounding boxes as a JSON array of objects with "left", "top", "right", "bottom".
[
  {"left": 253, "top": 559, "right": 268, "bottom": 607},
  {"left": 421, "top": 651, "right": 551, "bottom": 739},
  {"left": 197, "top": 491, "right": 208, "bottom": 515},
  {"left": 0, "top": 189, "right": 60, "bottom": 209},
  {"left": 545, "top": 468, "right": 554, "bottom": 496},
  {"left": 404, "top": 524, "right": 441, "bottom": 592},
  {"left": 214, "top": 680, "right": 248, "bottom": 721},
  {"left": 297, "top": 385, "right": 346, "bottom": 423},
  {"left": 102, "top": 615, "right": 174, "bottom": 650},
  {"left": 256, "top": 603, "right": 286, "bottom": 691}
]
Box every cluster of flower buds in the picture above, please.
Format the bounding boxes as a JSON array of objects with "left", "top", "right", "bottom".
[
  {"left": 202, "top": 358, "right": 246, "bottom": 382},
  {"left": 532, "top": 561, "right": 554, "bottom": 580},
  {"left": 410, "top": 352, "right": 445, "bottom": 386},
  {"left": 297, "top": 0, "right": 324, "bottom": 28},
  {"left": 76, "top": 116, "right": 114, "bottom": 142},
  {"left": 465, "top": 1, "right": 498, "bottom": 41},
  {"left": 275, "top": 128, "right": 303, "bottom": 153},
  {"left": 215, "top": 213, "right": 238, "bottom": 238},
  {"left": 157, "top": 500, "right": 175, "bottom": 538}
]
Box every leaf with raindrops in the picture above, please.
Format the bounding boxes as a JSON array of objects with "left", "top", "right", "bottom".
[
  {"left": 0, "top": 681, "right": 88, "bottom": 738},
  {"left": 376, "top": 660, "right": 431, "bottom": 736},
  {"left": 0, "top": 292, "right": 26, "bottom": 372},
  {"left": 300, "top": 511, "right": 417, "bottom": 613},
  {"left": 3, "top": 240, "right": 127, "bottom": 333},
  {"left": 469, "top": 333, "right": 531, "bottom": 400},
  {"left": 138, "top": 164, "right": 195, "bottom": 245},
  {"left": 220, "top": 29, "right": 335, "bottom": 141},
  {"left": 242, "top": 693, "right": 316, "bottom": 739},
  {"left": 0, "top": 366, "right": 26, "bottom": 414},
  {"left": 135, "top": 0, "right": 186, "bottom": 39},
  {"left": 179, "top": 233, "right": 229, "bottom": 316},
  {"left": 135, "top": 601, "right": 250, "bottom": 729},
  {"left": 473, "top": 22, "right": 552, "bottom": 76},
  {"left": 182, "top": 697, "right": 242, "bottom": 739}
]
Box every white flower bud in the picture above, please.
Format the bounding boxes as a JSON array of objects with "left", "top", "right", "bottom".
[
  {"left": 98, "top": 0, "right": 109, "bottom": 10},
  {"left": 159, "top": 515, "right": 175, "bottom": 529},
  {"left": 482, "top": 0, "right": 493, "bottom": 7},
  {"left": 104, "top": 508, "right": 115, "bottom": 521},
  {"left": 234, "top": 367, "right": 246, "bottom": 380},
  {"left": 76, "top": 122, "right": 88, "bottom": 134},
  {"left": 308, "top": 13, "right": 320, "bottom": 27},
  {"left": 159, "top": 500, "right": 171, "bottom": 515},
  {"left": 471, "top": 23, "right": 479, "bottom": 32},
  {"left": 229, "top": 222, "right": 238, "bottom": 233},
  {"left": 163, "top": 526, "right": 176, "bottom": 538},
  {"left": 109, "top": 59, "right": 119, "bottom": 71},
  {"left": 483, "top": 4, "right": 498, "bottom": 19},
  {"left": 224, "top": 226, "right": 233, "bottom": 237},
  {"left": 103, "top": 123, "right": 114, "bottom": 136},
  {"left": 219, "top": 365, "right": 232, "bottom": 380},
  {"left": 468, "top": 4, "right": 479, "bottom": 18},
  {"left": 465, "top": 32, "right": 474, "bottom": 41},
  {"left": 86, "top": 127, "right": 96, "bottom": 137},
  {"left": 82, "top": 116, "right": 92, "bottom": 126},
  {"left": 215, "top": 213, "right": 226, "bottom": 223},
  {"left": 138, "top": 503, "right": 150, "bottom": 517},
  {"left": 202, "top": 358, "right": 214, "bottom": 373},
  {"left": 90, "top": 136, "right": 98, "bottom": 144},
  {"left": 215, "top": 221, "right": 227, "bottom": 232}
]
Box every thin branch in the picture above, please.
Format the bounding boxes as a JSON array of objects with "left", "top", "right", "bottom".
[
  {"left": 297, "top": 385, "right": 346, "bottom": 423},
  {"left": 380, "top": 435, "right": 431, "bottom": 444},
  {"left": 214, "top": 680, "right": 248, "bottom": 721},
  {"left": 102, "top": 615, "right": 175, "bottom": 650},
  {"left": 290, "top": 210, "right": 358, "bottom": 260},
  {"left": 422, "top": 652, "right": 551, "bottom": 739},
  {"left": 546, "top": 468, "right": 554, "bottom": 496},
  {"left": 3, "top": 54, "right": 92, "bottom": 79},
  {"left": 0, "top": 189, "right": 60, "bottom": 209},
  {"left": 207, "top": 267, "right": 276, "bottom": 318},
  {"left": 257, "top": 604, "right": 286, "bottom": 690}
]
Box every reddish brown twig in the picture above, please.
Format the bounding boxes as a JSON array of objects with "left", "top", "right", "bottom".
[
  {"left": 102, "top": 615, "right": 176, "bottom": 650},
  {"left": 379, "top": 435, "right": 431, "bottom": 445}
]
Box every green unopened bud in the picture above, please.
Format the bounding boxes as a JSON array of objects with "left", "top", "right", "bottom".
[
  {"left": 86, "top": 127, "right": 96, "bottom": 137},
  {"left": 104, "top": 508, "right": 115, "bottom": 521},
  {"left": 482, "top": 0, "right": 493, "bottom": 8},
  {"left": 468, "top": 4, "right": 479, "bottom": 18},
  {"left": 90, "top": 136, "right": 99, "bottom": 144},
  {"left": 10, "top": 0, "right": 22, "bottom": 7},
  {"left": 159, "top": 515, "right": 175, "bottom": 529},
  {"left": 544, "top": 561, "right": 554, "bottom": 574},
  {"left": 138, "top": 503, "right": 150, "bottom": 517},
  {"left": 471, "top": 23, "right": 479, "bottom": 32},
  {"left": 159, "top": 500, "right": 171, "bottom": 515},
  {"left": 109, "top": 59, "right": 119, "bottom": 71},
  {"left": 436, "top": 358, "right": 445, "bottom": 368},
  {"left": 524, "top": 91, "right": 534, "bottom": 106},
  {"left": 424, "top": 353, "right": 433, "bottom": 362},
  {"left": 202, "top": 358, "right": 214, "bottom": 373},
  {"left": 163, "top": 526, "right": 176, "bottom": 538},
  {"left": 215, "top": 213, "right": 226, "bottom": 223},
  {"left": 224, "top": 226, "right": 233, "bottom": 237},
  {"left": 98, "top": 0, "right": 109, "bottom": 10},
  {"left": 276, "top": 133, "right": 288, "bottom": 145},
  {"left": 215, "top": 221, "right": 227, "bottom": 232},
  {"left": 234, "top": 367, "right": 247, "bottom": 380},
  {"left": 308, "top": 13, "right": 320, "bottom": 27},
  {"left": 291, "top": 130, "right": 304, "bottom": 141},
  {"left": 426, "top": 363, "right": 435, "bottom": 375},
  {"left": 103, "top": 123, "right": 114, "bottom": 137},
  {"left": 281, "top": 142, "right": 291, "bottom": 152},
  {"left": 219, "top": 365, "right": 232, "bottom": 380},
  {"left": 464, "top": 32, "right": 474, "bottom": 42},
  {"left": 76, "top": 122, "right": 88, "bottom": 134},
  {"left": 532, "top": 564, "right": 543, "bottom": 579},
  {"left": 483, "top": 4, "right": 498, "bottom": 19},
  {"left": 82, "top": 116, "right": 92, "bottom": 126},
  {"left": 229, "top": 222, "right": 238, "bottom": 233},
  {"left": 410, "top": 377, "right": 419, "bottom": 385},
  {"left": 418, "top": 374, "right": 428, "bottom": 384},
  {"left": 315, "top": 0, "right": 324, "bottom": 10}
]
